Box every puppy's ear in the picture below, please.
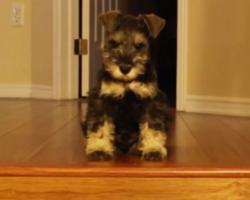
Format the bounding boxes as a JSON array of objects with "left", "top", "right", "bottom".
[
  {"left": 98, "top": 10, "right": 121, "bottom": 33},
  {"left": 138, "top": 14, "right": 165, "bottom": 38}
]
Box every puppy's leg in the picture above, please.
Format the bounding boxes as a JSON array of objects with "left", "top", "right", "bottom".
[
  {"left": 86, "top": 118, "right": 115, "bottom": 161},
  {"left": 139, "top": 97, "right": 169, "bottom": 161},
  {"left": 139, "top": 122, "right": 167, "bottom": 161},
  {"left": 82, "top": 89, "right": 115, "bottom": 161}
]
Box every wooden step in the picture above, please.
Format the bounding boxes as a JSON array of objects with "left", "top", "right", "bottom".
[{"left": 0, "top": 163, "right": 250, "bottom": 200}]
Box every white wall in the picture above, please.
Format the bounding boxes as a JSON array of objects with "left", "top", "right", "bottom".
[
  {"left": 187, "top": 0, "right": 250, "bottom": 98},
  {"left": 31, "top": 0, "right": 53, "bottom": 87},
  {"left": 0, "top": 0, "right": 54, "bottom": 98},
  {"left": 185, "top": 0, "right": 250, "bottom": 116},
  {"left": 0, "top": 0, "right": 32, "bottom": 85}
]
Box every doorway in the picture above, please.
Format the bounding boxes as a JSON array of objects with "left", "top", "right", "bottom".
[
  {"left": 125, "top": 0, "right": 177, "bottom": 108},
  {"left": 79, "top": 0, "right": 177, "bottom": 108}
]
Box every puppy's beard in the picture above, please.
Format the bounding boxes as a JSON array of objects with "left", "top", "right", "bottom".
[{"left": 106, "top": 63, "right": 145, "bottom": 81}]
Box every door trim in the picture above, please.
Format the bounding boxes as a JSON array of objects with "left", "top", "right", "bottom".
[
  {"left": 81, "top": 0, "right": 90, "bottom": 97},
  {"left": 176, "top": 0, "right": 188, "bottom": 111},
  {"left": 53, "top": 0, "right": 79, "bottom": 99}
]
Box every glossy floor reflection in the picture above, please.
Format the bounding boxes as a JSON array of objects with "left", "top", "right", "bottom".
[{"left": 0, "top": 99, "right": 250, "bottom": 174}]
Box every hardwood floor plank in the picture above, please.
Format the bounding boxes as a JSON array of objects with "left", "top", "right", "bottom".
[
  {"left": 218, "top": 116, "right": 250, "bottom": 142},
  {"left": 0, "top": 103, "right": 79, "bottom": 162},
  {"left": 23, "top": 117, "right": 86, "bottom": 164},
  {"left": 167, "top": 113, "right": 210, "bottom": 163},
  {"left": 0, "top": 99, "right": 32, "bottom": 118},
  {"left": 180, "top": 113, "right": 250, "bottom": 164},
  {"left": 0, "top": 177, "right": 250, "bottom": 200},
  {"left": 0, "top": 100, "right": 60, "bottom": 138}
]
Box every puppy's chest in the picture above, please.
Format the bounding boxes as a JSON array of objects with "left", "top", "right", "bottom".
[
  {"left": 100, "top": 81, "right": 157, "bottom": 99},
  {"left": 104, "top": 93, "right": 142, "bottom": 152},
  {"left": 104, "top": 92, "right": 143, "bottom": 124}
]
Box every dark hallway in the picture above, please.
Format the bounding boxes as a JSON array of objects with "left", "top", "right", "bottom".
[{"left": 125, "top": 0, "right": 177, "bottom": 108}]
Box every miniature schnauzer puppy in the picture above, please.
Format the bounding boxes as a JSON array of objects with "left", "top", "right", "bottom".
[{"left": 82, "top": 10, "right": 170, "bottom": 161}]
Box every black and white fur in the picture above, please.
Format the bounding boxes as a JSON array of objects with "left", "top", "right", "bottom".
[{"left": 82, "top": 11, "right": 170, "bottom": 161}]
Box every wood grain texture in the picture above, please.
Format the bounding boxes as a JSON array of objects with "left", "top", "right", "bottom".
[
  {"left": 0, "top": 100, "right": 60, "bottom": 138},
  {"left": 0, "top": 101, "right": 79, "bottom": 162},
  {"left": 22, "top": 118, "right": 86, "bottom": 163},
  {"left": 167, "top": 114, "right": 210, "bottom": 163},
  {"left": 0, "top": 99, "right": 31, "bottom": 116},
  {"left": 1, "top": 165, "right": 250, "bottom": 178},
  {"left": 0, "top": 177, "right": 250, "bottom": 200},
  {"left": 218, "top": 116, "right": 250, "bottom": 142},
  {"left": 180, "top": 113, "right": 250, "bottom": 164}
]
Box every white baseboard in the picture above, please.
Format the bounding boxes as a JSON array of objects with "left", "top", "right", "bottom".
[
  {"left": 0, "top": 84, "right": 53, "bottom": 99},
  {"left": 186, "top": 95, "right": 250, "bottom": 117},
  {"left": 0, "top": 85, "right": 31, "bottom": 98},
  {"left": 30, "top": 85, "right": 53, "bottom": 99}
]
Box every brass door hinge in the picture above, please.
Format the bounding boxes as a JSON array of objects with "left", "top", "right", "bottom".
[{"left": 74, "top": 39, "right": 88, "bottom": 55}]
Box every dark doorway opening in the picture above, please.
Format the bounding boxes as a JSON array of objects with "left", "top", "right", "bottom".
[{"left": 125, "top": 0, "right": 177, "bottom": 108}]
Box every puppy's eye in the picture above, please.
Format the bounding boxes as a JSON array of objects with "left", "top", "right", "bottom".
[
  {"left": 134, "top": 43, "right": 146, "bottom": 50},
  {"left": 108, "top": 40, "right": 120, "bottom": 49}
]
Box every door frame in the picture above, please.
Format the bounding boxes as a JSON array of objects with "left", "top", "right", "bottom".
[
  {"left": 176, "top": 0, "right": 188, "bottom": 111},
  {"left": 52, "top": 0, "right": 188, "bottom": 111},
  {"left": 52, "top": 0, "right": 79, "bottom": 100},
  {"left": 80, "top": 0, "right": 90, "bottom": 97}
]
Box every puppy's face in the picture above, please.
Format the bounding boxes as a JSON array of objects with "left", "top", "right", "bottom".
[{"left": 102, "top": 16, "right": 150, "bottom": 81}]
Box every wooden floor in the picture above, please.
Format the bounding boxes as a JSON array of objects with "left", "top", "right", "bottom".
[{"left": 1, "top": 98, "right": 250, "bottom": 199}]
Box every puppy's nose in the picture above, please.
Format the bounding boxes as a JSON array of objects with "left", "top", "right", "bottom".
[{"left": 119, "top": 65, "right": 131, "bottom": 74}]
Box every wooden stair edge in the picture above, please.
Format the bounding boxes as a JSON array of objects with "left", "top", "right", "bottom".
[{"left": 0, "top": 164, "right": 250, "bottom": 178}]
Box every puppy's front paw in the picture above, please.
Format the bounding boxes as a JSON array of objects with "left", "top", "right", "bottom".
[
  {"left": 142, "top": 146, "right": 167, "bottom": 161},
  {"left": 143, "top": 151, "right": 164, "bottom": 161},
  {"left": 87, "top": 151, "right": 112, "bottom": 161}
]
